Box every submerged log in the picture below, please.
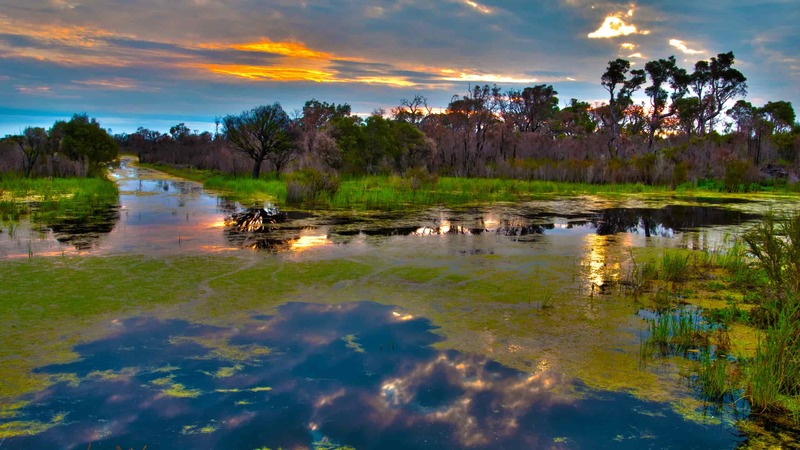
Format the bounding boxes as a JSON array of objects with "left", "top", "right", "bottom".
[{"left": 225, "top": 205, "right": 286, "bottom": 232}]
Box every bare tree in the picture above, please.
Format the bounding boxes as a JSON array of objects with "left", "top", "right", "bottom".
[{"left": 392, "top": 95, "right": 432, "bottom": 126}]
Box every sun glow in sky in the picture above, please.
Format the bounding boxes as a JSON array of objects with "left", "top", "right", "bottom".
[{"left": 0, "top": 1, "right": 797, "bottom": 135}]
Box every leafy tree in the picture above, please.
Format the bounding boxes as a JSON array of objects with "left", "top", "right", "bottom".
[
  {"left": 60, "top": 114, "right": 118, "bottom": 175},
  {"left": 601, "top": 59, "right": 645, "bottom": 156},
  {"left": 222, "top": 103, "right": 298, "bottom": 178},
  {"left": 299, "top": 99, "right": 351, "bottom": 158},
  {"left": 389, "top": 121, "right": 432, "bottom": 172},
  {"left": 446, "top": 85, "right": 500, "bottom": 174},
  {"left": 761, "top": 101, "right": 795, "bottom": 134},
  {"left": 327, "top": 115, "right": 365, "bottom": 173},
  {"left": 642, "top": 56, "right": 688, "bottom": 150},
  {"left": 690, "top": 51, "right": 747, "bottom": 135},
  {"left": 550, "top": 98, "right": 595, "bottom": 137},
  {"left": 502, "top": 84, "right": 559, "bottom": 133},
  {"left": 169, "top": 123, "right": 191, "bottom": 142}
]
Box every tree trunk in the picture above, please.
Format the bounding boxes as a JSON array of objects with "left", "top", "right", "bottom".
[{"left": 252, "top": 157, "right": 264, "bottom": 179}]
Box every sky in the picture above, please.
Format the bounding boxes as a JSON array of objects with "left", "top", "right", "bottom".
[{"left": 0, "top": 0, "right": 798, "bottom": 136}]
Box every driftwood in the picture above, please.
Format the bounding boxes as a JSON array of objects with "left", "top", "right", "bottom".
[{"left": 225, "top": 205, "right": 286, "bottom": 232}]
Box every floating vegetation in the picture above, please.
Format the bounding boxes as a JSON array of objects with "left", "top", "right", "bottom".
[
  {"left": 342, "top": 334, "right": 365, "bottom": 353},
  {"left": 181, "top": 422, "right": 220, "bottom": 435}
]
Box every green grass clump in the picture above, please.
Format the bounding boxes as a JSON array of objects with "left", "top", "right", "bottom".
[
  {"left": 659, "top": 251, "right": 691, "bottom": 282},
  {"left": 697, "top": 348, "right": 733, "bottom": 401},
  {"left": 645, "top": 307, "right": 702, "bottom": 353}
]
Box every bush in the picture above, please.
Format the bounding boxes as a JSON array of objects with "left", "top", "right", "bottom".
[
  {"left": 404, "top": 166, "right": 438, "bottom": 191},
  {"left": 285, "top": 168, "right": 340, "bottom": 204}
]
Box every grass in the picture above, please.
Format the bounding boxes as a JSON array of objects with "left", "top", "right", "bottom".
[
  {"left": 643, "top": 307, "right": 704, "bottom": 355},
  {"left": 0, "top": 174, "right": 118, "bottom": 223},
  {"left": 631, "top": 213, "right": 800, "bottom": 423},
  {"left": 696, "top": 348, "right": 734, "bottom": 402},
  {"left": 659, "top": 250, "right": 692, "bottom": 282},
  {"left": 143, "top": 162, "right": 739, "bottom": 210}
]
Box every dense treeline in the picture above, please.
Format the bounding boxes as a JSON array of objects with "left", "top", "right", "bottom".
[
  {"left": 3, "top": 52, "right": 799, "bottom": 189},
  {"left": 0, "top": 114, "right": 118, "bottom": 178}
]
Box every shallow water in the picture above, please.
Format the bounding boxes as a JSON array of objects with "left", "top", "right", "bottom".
[
  {"left": 7, "top": 303, "right": 744, "bottom": 449},
  {"left": 1, "top": 159, "right": 796, "bottom": 448}
]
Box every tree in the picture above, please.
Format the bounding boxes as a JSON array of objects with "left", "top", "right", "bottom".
[
  {"left": 642, "top": 56, "right": 688, "bottom": 150},
  {"left": 222, "top": 103, "right": 298, "bottom": 178},
  {"left": 169, "top": 123, "right": 191, "bottom": 142},
  {"left": 550, "top": 99, "right": 595, "bottom": 137},
  {"left": 60, "top": 114, "right": 118, "bottom": 175},
  {"left": 502, "top": 85, "right": 559, "bottom": 133},
  {"left": 690, "top": 51, "right": 747, "bottom": 135},
  {"left": 761, "top": 101, "right": 795, "bottom": 134},
  {"left": 392, "top": 95, "right": 431, "bottom": 126},
  {"left": 299, "top": 99, "right": 351, "bottom": 159},
  {"left": 4, "top": 127, "right": 49, "bottom": 177},
  {"left": 328, "top": 115, "right": 365, "bottom": 173},
  {"left": 446, "top": 85, "right": 500, "bottom": 174},
  {"left": 601, "top": 59, "right": 645, "bottom": 157}
]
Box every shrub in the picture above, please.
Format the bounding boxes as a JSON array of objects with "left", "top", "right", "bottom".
[{"left": 285, "top": 168, "right": 340, "bottom": 204}]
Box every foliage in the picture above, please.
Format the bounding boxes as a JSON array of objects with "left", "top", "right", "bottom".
[
  {"left": 222, "top": 103, "right": 298, "bottom": 178},
  {"left": 60, "top": 114, "right": 119, "bottom": 175},
  {"left": 285, "top": 168, "right": 340, "bottom": 204}
]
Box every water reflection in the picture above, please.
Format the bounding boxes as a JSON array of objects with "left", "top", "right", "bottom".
[
  {"left": 0, "top": 158, "right": 767, "bottom": 258},
  {"left": 3, "top": 302, "right": 743, "bottom": 449}
]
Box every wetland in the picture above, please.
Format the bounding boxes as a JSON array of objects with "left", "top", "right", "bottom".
[{"left": 1, "top": 158, "right": 799, "bottom": 449}]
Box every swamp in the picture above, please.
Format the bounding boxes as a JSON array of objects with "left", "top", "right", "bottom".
[{"left": 1, "top": 157, "right": 799, "bottom": 449}]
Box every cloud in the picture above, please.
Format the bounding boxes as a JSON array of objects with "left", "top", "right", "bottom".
[
  {"left": 199, "top": 39, "right": 334, "bottom": 60},
  {"left": 669, "top": 39, "right": 703, "bottom": 55},
  {"left": 588, "top": 16, "right": 638, "bottom": 39},
  {"left": 16, "top": 86, "right": 53, "bottom": 96},
  {"left": 440, "top": 71, "right": 539, "bottom": 84},
  {"left": 461, "top": 0, "right": 493, "bottom": 15},
  {"left": 71, "top": 78, "right": 144, "bottom": 91}
]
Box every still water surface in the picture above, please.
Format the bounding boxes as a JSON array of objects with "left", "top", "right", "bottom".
[{"left": 1, "top": 158, "right": 788, "bottom": 448}]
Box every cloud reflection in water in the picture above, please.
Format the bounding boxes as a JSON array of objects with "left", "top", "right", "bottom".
[{"left": 2, "top": 302, "right": 743, "bottom": 449}]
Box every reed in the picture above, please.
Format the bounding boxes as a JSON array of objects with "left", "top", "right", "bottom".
[
  {"left": 697, "top": 348, "right": 732, "bottom": 401},
  {"left": 644, "top": 307, "right": 702, "bottom": 354},
  {"left": 659, "top": 250, "right": 691, "bottom": 282}
]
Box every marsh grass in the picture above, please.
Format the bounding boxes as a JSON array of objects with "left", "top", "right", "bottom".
[
  {"left": 747, "top": 300, "right": 800, "bottom": 416},
  {"left": 631, "top": 212, "right": 800, "bottom": 421},
  {"left": 660, "top": 251, "right": 691, "bottom": 282},
  {"left": 644, "top": 307, "right": 704, "bottom": 355},
  {"left": 696, "top": 348, "right": 735, "bottom": 402},
  {"left": 623, "top": 251, "right": 657, "bottom": 296},
  {"left": 0, "top": 175, "right": 118, "bottom": 223},
  {"left": 144, "top": 162, "right": 684, "bottom": 210}
]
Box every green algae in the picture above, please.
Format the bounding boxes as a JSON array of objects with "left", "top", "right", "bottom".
[
  {"left": 181, "top": 421, "right": 220, "bottom": 435},
  {"left": 159, "top": 382, "right": 202, "bottom": 398},
  {"left": 0, "top": 218, "right": 789, "bottom": 441},
  {"left": 342, "top": 334, "right": 365, "bottom": 353},
  {"left": 170, "top": 335, "right": 271, "bottom": 363},
  {"left": 0, "top": 412, "right": 66, "bottom": 439}
]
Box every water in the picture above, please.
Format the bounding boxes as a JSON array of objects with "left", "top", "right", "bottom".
[
  {"left": 7, "top": 303, "right": 745, "bottom": 449},
  {"left": 1, "top": 158, "right": 794, "bottom": 448}
]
